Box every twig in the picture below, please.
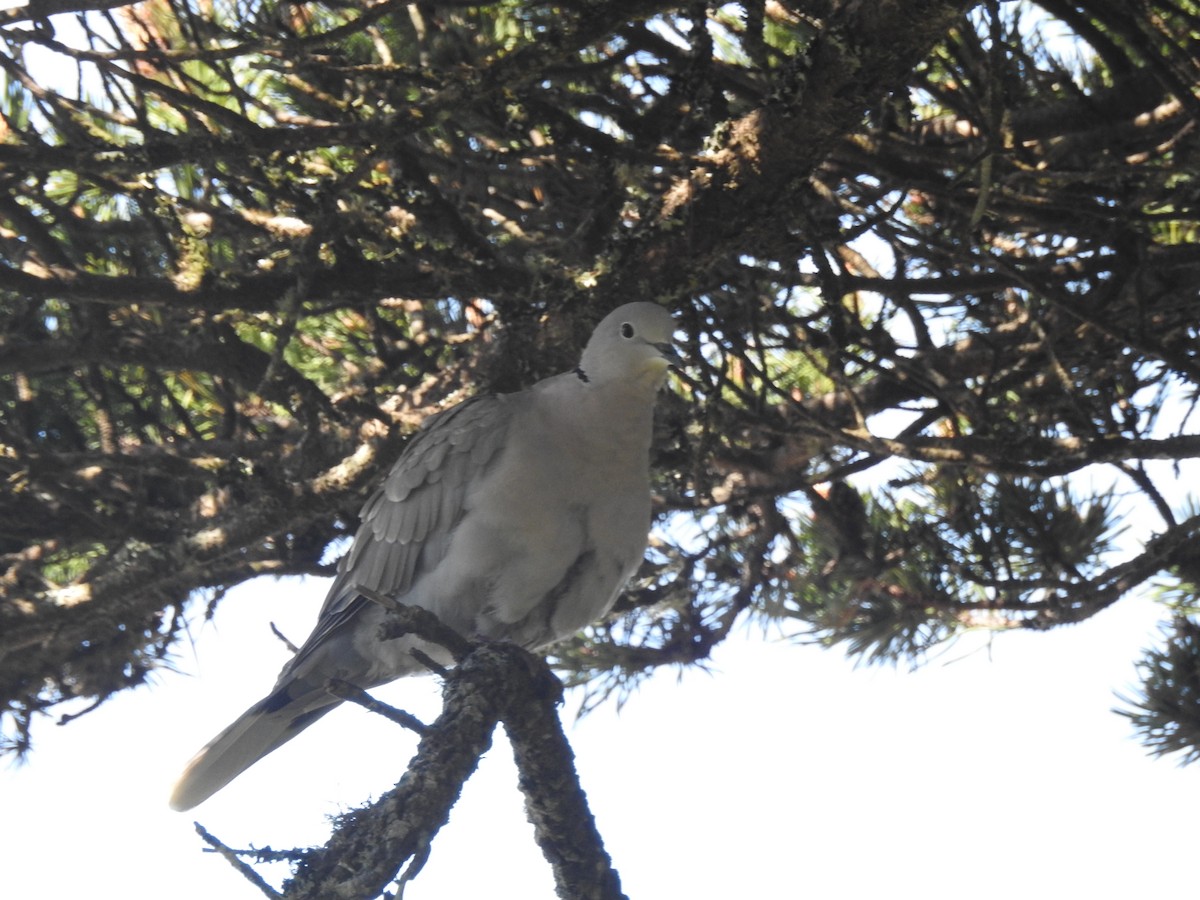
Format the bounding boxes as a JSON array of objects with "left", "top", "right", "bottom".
[
  {"left": 269, "top": 621, "right": 300, "bottom": 654},
  {"left": 325, "top": 677, "right": 429, "bottom": 735},
  {"left": 356, "top": 585, "right": 474, "bottom": 661},
  {"left": 408, "top": 647, "right": 451, "bottom": 678},
  {"left": 194, "top": 823, "right": 283, "bottom": 899}
]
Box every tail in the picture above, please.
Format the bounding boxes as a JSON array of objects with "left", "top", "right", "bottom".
[{"left": 169, "top": 685, "right": 339, "bottom": 811}]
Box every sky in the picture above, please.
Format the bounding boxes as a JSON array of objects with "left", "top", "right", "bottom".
[{"left": 3, "top": 568, "right": 1198, "bottom": 900}]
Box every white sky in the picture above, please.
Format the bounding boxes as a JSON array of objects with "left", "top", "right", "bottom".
[{"left": 4, "top": 568, "right": 1197, "bottom": 900}]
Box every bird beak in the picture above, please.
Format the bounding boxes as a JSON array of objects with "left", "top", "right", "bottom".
[{"left": 654, "top": 341, "right": 684, "bottom": 368}]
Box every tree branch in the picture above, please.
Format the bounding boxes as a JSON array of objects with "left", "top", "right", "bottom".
[{"left": 281, "top": 640, "right": 623, "bottom": 900}]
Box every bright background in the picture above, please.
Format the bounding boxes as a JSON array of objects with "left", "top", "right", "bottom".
[{"left": 3, "top": 569, "right": 1196, "bottom": 899}]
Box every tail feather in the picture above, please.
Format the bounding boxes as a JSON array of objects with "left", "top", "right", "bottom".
[{"left": 169, "top": 691, "right": 338, "bottom": 811}]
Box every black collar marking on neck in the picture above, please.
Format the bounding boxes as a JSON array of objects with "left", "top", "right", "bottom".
[{"left": 574, "top": 366, "right": 590, "bottom": 383}]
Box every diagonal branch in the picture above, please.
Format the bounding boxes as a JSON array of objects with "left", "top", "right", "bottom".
[
  {"left": 280, "top": 637, "right": 624, "bottom": 900},
  {"left": 601, "top": 0, "right": 974, "bottom": 302}
]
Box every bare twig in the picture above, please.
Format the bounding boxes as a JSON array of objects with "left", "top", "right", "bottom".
[
  {"left": 194, "top": 823, "right": 284, "bottom": 900},
  {"left": 325, "top": 677, "right": 429, "bottom": 735}
]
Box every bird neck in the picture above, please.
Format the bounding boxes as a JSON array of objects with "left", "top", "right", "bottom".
[{"left": 547, "top": 371, "right": 659, "bottom": 455}]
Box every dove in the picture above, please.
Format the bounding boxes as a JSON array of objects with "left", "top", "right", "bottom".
[{"left": 169, "top": 302, "right": 679, "bottom": 810}]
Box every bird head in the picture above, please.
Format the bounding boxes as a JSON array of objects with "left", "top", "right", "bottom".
[{"left": 577, "top": 302, "right": 681, "bottom": 389}]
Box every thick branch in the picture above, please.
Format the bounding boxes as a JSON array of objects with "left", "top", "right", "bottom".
[
  {"left": 1024, "top": 513, "right": 1200, "bottom": 629},
  {"left": 602, "top": 0, "right": 973, "bottom": 301},
  {"left": 282, "top": 640, "right": 622, "bottom": 900},
  {"left": 282, "top": 650, "right": 503, "bottom": 899},
  {"left": 503, "top": 663, "right": 627, "bottom": 900},
  {"left": 0, "top": 0, "right": 139, "bottom": 25}
]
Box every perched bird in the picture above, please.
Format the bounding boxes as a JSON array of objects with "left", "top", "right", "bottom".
[{"left": 170, "top": 303, "right": 680, "bottom": 811}]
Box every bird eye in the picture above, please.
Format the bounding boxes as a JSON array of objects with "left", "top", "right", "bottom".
[{"left": 620, "top": 322, "right": 635, "bottom": 339}]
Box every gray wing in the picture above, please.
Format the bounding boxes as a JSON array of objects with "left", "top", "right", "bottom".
[{"left": 286, "top": 394, "right": 511, "bottom": 670}]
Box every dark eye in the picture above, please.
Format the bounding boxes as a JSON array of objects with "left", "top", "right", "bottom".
[{"left": 620, "top": 322, "right": 635, "bottom": 339}]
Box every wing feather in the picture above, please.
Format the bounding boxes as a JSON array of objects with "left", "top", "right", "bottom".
[{"left": 285, "top": 395, "right": 512, "bottom": 670}]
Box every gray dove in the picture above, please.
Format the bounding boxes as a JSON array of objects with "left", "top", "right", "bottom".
[{"left": 170, "top": 302, "right": 679, "bottom": 811}]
